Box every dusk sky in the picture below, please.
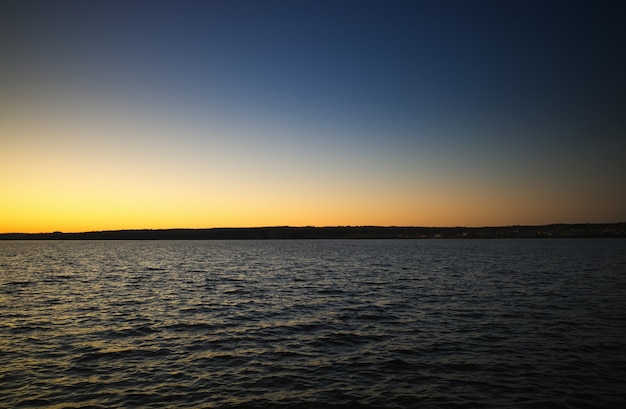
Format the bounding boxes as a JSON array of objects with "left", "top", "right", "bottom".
[{"left": 2, "top": 0, "right": 625, "bottom": 233}]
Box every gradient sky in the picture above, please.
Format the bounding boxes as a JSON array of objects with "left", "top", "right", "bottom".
[{"left": 2, "top": 0, "right": 625, "bottom": 233}]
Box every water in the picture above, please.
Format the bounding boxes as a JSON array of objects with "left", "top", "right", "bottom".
[{"left": 1, "top": 239, "right": 625, "bottom": 408}]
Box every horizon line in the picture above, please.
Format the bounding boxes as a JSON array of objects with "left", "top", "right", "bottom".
[{"left": 2, "top": 222, "right": 625, "bottom": 236}]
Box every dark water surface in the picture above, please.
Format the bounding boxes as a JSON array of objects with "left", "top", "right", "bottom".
[{"left": 1, "top": 239, "right": 625, "bottom": 408}]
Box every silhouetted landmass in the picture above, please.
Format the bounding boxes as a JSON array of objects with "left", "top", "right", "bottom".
[{"left": 1, "top": 223, "right": 625, "bottom": 240}]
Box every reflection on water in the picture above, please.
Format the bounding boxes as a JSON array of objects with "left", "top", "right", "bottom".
[{"left": 1, "top": 239, "right": 625, "bottom": 408}]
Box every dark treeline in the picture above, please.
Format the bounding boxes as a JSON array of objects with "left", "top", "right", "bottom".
[{"left": 1, "top": 223, "right": 625, "bottom": 240}]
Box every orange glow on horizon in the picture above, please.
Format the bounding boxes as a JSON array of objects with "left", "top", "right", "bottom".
[
  {"left": 2, "top": 89, "right": 624, "bottom": 234},
  {"left": 2, "top": 1, "right": 626, "bottom": 234}
]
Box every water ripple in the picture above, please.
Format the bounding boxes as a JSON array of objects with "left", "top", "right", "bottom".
[{"left": 1, "top": 239, "right": 625, "bottom": 408}]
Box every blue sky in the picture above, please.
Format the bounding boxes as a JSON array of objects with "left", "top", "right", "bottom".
[{"left": 1, "top": 0, "right": 625, "bottom": 232}]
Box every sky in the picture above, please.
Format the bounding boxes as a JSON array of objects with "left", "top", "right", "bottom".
[{"left": 1, "top": 0, "right": 625, "bottom": 233}]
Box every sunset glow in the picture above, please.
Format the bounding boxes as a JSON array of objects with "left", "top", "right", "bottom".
[{"left": 2, "top": 0, "right": 625, "bottom": 233}]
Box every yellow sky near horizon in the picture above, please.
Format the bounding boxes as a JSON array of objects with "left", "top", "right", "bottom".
[
  {"left": 2, "top": 1, "right": 625, "bottom": 233},
  {"left": 2, "top": 107, "right": 623, "bottom": 233}
]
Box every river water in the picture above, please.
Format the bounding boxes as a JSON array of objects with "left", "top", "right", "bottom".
[{"left": 1, "top": 239, "right": 625, "bottom": 408}]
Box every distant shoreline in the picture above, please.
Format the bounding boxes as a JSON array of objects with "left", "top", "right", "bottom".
[{"left": 1, "top": 223, "right": 625, "bottom": 240}]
